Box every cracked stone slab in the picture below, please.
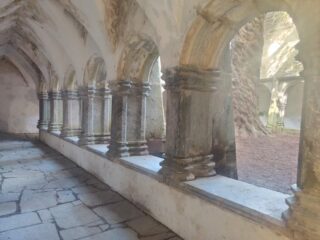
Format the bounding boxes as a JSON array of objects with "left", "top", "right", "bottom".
[
  {"left": 50, "top": 203, "right": 101, "bottom": 229},
  {"left": 93, "top": 201, "right": 144, "bottom": 224},
  {"left": 37, "top": 209, "right": 54, "bottom": 223},
  {"left": 60, "top": 226, "right": 101, "bottom": 240},
  {"left": 126, "top": 216, "right": 169, "bottom": 236},
  {"left": 57, "top": 190, "right": 76, "bottom": 203},
  {"left": 78, "top": 190, "right": 123, "bottom": 207},
  {"left": 0, "top": 202, "right": 17, "bottom": 216},
  {"left": 82, "top": 228, "right": 139, "bottom": 240},
  {"left": 20, "top": 190, "right": 57, "bottom": 213},
  {"left": 0, "top": 223, "right": 60, "bottom": 240},
  {"left": 0, "top": 212, "right": 41, "bottom": 232},
  {"left": 0, "top": 192, "right": 20, "bottom": 203}
]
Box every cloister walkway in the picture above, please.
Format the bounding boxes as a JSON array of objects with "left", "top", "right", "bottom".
[{"left": 0, "top": 133, "right": 181, "bottom": 240}]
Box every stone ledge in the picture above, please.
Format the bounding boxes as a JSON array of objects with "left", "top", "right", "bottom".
[{"left": 39, "top": 130, "right": 291, "bottom": 240}]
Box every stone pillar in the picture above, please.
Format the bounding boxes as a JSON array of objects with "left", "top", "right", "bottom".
[
  {"left": 283, "top": 12, "right": 320, "bottom": 239},
  {"left": 160, "top": 67, "right": 217, "bottom": 181},
  {"left": 60, "top": 90, "right": 81, "bottom": 137},
  {"left": 127, "top": 83, "right": 151, "bottom": 156},
  {"left": 48, "top": 91, "right": 63, "bottom": 132},
  {"left": 79, "top": 87, "right": 110, "bottom": 145},
  {"left": 37, "top": 92, "right": 49, "bottom": 130},
  {"left": 107, "top": 80, "right": 131, "bottom": 158},
  {"left": 101, "top": 88, "right": 112, "bottom": 140}
]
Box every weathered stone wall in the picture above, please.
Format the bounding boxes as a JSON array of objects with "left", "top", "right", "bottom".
[
  {"left": 230, "top": 16, "right": 268, "bottom": 137},
  {"left": 0, "top": 58, "right": 38, "bottom": 133}
]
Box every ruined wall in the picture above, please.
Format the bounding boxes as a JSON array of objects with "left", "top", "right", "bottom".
[
  {"left": 0, "top": 59, "right": 38, "bottom": 134},
  {"left": 230, "top": 16, "right": 268, "bottom": 137}
]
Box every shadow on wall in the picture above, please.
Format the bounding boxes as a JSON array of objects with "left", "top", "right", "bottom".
[{"left": 0, "top": 58, "right": 39, "bottom": 134}]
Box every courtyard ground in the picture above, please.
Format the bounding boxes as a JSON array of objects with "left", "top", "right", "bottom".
[{"left": 236, "top": 133, "right": 300, "bottom": 194}]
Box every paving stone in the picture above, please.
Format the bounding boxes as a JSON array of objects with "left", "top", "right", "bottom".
[
  {"left": 38, "top": 209, "right": 54, "bottom": 223},
  {"left": 50, "top": 203, "right": 101, "bottom": 229},
  {"left": 82, "top": 228, "right": 139, "bottom": 240},
  {"left": 78, "top": 190, "right": 123, "bottom": 207},
  {"left": 0, "top": 202, "right": 16, "bottom": 216},
  {"left": 57, "top": 190, "right": 76, "bottom": 203},
  {"left": 21, "top": 190, "right": 57, "bottom": 212},
  {"left": 0, "top": 223, "right": 60, "bottom": 240},
  {"left": 0, "top": 212, "right": 41, "bottom": 232},
  {"left": 126, "top": 216, "right": 169, "bottom": 236},
  {"left": 0, "top": 192, "right": 20, "bottom": 203},
  {"left": 1, "top": 170, "right": 48, "bottom": 192},
  {"left": 60, "top": 226, "right": 101, "bottom": 240},
  {"left": 99, "top": 223, "right": 110, "bottom": 231},
  {"left": 93, "top": 201, "right": 144, "bottom": 224}
]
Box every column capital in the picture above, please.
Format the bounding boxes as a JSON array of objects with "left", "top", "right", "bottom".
[
  {"left": 110, "top": 80, "right": 132, "bottom": 96},
  {"left": 131, "top": 82, "right": 151, "bottom": 96},
  {"left": 62, "top": 90, "right": 80, "bottom": 100},
  {"left": 162, "top": 66, "right": 220, "bottom": 92},
  {"left": 38, "top": 92, "right": 48, "bottom": 100},
  {"left": 48, "top": 91, "right": 62, "bottom": 99}
]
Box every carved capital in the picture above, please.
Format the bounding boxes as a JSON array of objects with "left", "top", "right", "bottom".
[
  {"left": 162, "top": 66, "right": 219, "bottom": 92},
  {"left": 38, "top": 92, "right": 48, "bottom": 100},
  {"left": 131, "top": 82, "right": 151, "bottom": 96},
  {"left": 110, "top": 80, "right": 132, "bottom": 96},
  {"left": 62, "top": 90, "right": 80, "bottom": 100},
  {"left": 48, "top": 91, "right": 62, "bottom": 100}
]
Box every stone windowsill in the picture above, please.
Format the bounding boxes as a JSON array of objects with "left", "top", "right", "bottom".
[{"left": 43, "top": 131, "right": 290, "bottom": 235}]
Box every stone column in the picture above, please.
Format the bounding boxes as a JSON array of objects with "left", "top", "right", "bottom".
[
  {"left": 127, "top": 83, "right": 151, "bottom": 156},
  {"left": 160, "top": 67, "right": 218, "bottom": 181},
  {"left": 101, "top": 88, "right": 112, "bottom": 141},
  {"left": 48, "top": 91, "right": 63, "bottom": 132},
  {"left": 60, "top": 90, "right": 81, "bottom": 137},
  {"left": 37, "top": 92, "right": 49, "bottom": 130},
  {"left": 107, "top": 80, "right": 131, "bottom": 158},
  {"left": 79, "top": 87, "right": 110, "bottom": 145},
  {"left": 283, "top": 12, "right": 320, "bottom": 239}
]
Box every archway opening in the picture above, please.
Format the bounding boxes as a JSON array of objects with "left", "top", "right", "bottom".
[
  {"left": 146, "top": 56, "right": 166, "bottom": 157},
  {"left": 230, "top": 11, "right": 304, "bottom": 193}
]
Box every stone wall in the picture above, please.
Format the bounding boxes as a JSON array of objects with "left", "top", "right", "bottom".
[{"left": 0, "top": 58, "right": 38, "bottom": 134}]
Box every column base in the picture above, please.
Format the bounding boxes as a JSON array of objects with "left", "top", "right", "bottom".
[
  {"left": 60, "top": 128, "right": 82, "bottom": 138},
  {"left": 283, "top": 185, "right": 320, "bottom": 240},
  {"left": 160, "top": 154, "right": 216, "bottom": 182},
  {"left": 37, "top": 121, "right": 49, "bottom": 130},
  {"left": 78, "top": 134, "right": 110, "bottom": 145},
  {"left": 107, "top": 141, "right": 129, "bottom": 158},
  {"left": 48, "top": 123, "right": 63, "bottom": 132},
  {"left": 128, "top": 141, "right": 149, "bottom": 156}
]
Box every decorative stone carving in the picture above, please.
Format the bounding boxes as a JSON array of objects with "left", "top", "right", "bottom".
[
  {"left": 48, "top": 91, "right": 63, "bottom": 132},
  {"left": 78, "top": 87, "right": 111, "bottom": 145},
  {"left": 37, "top": 91, "right": 50, "bottom": 130},
  {"left": 60, "top": 90, "right": 81, "bottom": 137},
  {"left": 159, "top": 66, "right": 218, "bottom": 182}
]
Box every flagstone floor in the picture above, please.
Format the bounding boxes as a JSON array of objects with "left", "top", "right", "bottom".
[{"left": 0, "top": 133, "right": 181, "bottom": 240}]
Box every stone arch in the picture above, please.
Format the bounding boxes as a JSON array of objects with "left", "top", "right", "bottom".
[
  {"left": 180, "top": 0, "right": 296, "bottom": 70},
  {"left": 117, "top": 34, "right": 159, "bottom": 83},
  {"left": 63, "top": 66, "right": 77, "bottom": 91},
  {"left": 49, "top": 69, "right": 61, "bottom": 92},
  {"left": 83, "top": 55, "right": 107, "bottom": 88}
]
